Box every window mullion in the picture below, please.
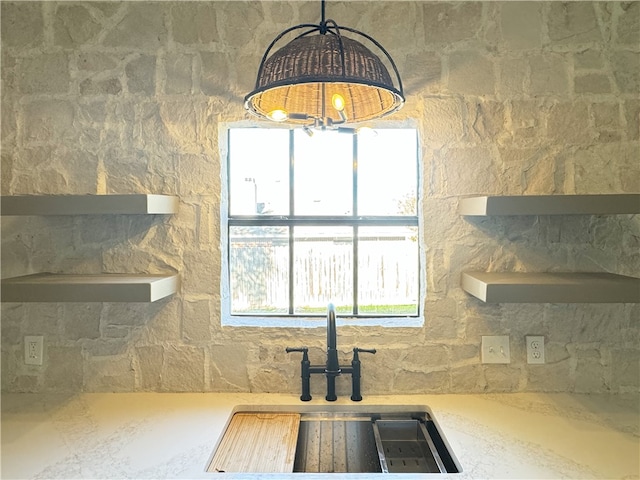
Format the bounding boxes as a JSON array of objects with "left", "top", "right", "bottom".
[
  {"left": 288, "top": 225, "right": 294, "bottom": 315},
  {"left": 352, "top": 134, "right": 359, "bottom": 315},
  {"left": 288, "top": 129, "right": 295, "bottom": 315},
  {"left": 229, "top": 216, "right": 418, "bottom": 226}
]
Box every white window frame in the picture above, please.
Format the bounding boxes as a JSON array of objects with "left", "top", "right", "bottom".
[{"left": 219, "top": 122, "right": 425, "bottom": 328}]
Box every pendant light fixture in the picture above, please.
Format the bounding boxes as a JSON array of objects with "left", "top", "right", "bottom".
[{"left": 244, "top": 0, "right": 405, "bottom": 131}]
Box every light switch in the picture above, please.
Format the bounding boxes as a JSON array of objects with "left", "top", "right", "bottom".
[{"left": 481, "top": 336, "right": 510, "bottom": 364}]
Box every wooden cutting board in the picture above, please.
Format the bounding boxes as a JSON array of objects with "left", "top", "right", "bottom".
[{"left": 208, "top": 412, "right": 301, "bottom": 473}]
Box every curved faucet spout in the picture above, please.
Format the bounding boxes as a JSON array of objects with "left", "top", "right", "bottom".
[
  {"left": 326, "top": 303, "right": 340, "bottom": 374},
  {"left": 327, "top": 303, "right": 336, "bottom": 349}
]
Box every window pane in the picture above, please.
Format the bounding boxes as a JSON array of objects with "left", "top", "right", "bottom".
[
  {"left": 229, "top": 129, "right": 290, "bottom": 215},
  {"left": 357, "top": 129, "right": 418, "bottom": 215},
  {"left": 357, "top": 226, "right": 419, "bottom": 315},
  {"left": 293, "top": 130, "right": 353, "bottom": 215},
  {"left": 293, "top": 226, "right": 353, "bottom": 314},
  {"left": 229, "top": 226, "right": 289, "bottom": 314}
]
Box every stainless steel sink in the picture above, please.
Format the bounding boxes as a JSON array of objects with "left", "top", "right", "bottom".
[
  {"left": 208, "top": 405, "right": 461, "bottom": 475},
  {"left": 294, "top": 412, "right": 382, "bottom": 473}
]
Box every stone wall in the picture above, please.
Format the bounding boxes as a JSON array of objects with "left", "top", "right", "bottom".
[{"left": 1, "top": 1, "right": 638, "bottom": 395}]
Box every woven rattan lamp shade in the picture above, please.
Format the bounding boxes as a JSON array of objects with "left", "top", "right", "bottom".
[{"left": 245, "top": 28, "right": 404, "bottom": 125}]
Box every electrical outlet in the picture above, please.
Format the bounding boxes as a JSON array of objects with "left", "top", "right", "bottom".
[
  {"left": 481, "top": 336, "right": 510, "bottom": 364},
  {"left": 24, "top": 336, "right": 43, "bottom": 366},
  {"left": 526, "top": 335, "right": 545, "bottom": 364}
]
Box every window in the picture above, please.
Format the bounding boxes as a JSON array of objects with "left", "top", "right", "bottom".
[{"left": 222, "top": 127, "right": 421, "bottom": 325}]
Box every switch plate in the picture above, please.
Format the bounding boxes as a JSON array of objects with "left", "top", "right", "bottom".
[
  {"left": 481, "top": 336, "right": 510, "bottom": 364},
  {"left": 24, "top": 336, "right": 43, "bottom": 366},
  {"left": 526, "top": 335, "right": 545, "bottom": 364}
]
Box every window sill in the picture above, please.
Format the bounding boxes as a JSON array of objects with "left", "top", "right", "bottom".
[{"left": 222, "top": 315, "right": 424, "bottom": 328}]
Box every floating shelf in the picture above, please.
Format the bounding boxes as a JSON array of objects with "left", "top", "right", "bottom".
[
  {"left": 1, "top": 194, "right": 178, "bottom": 215},
  {"left": 458, "top": 194, "right": 640, "bottom": 216},
  {"left": 462, "top": 271, "right": 640, "bottom": 303},
  {"left": 1, "top": 273, "right": 179, "bottom": 303}
]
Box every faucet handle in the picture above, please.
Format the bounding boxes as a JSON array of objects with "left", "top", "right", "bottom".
[
  {"left": 353, "top": 347, "right": 376, "bottom": 360},
  {"left": 286, "top": 347, "right": 312, "bottom": 402},
  {"left": 354, "top": 348, "right": 376, "bottom": 354},
  {"left": 285, "top": 347, "right": 308, "bottom": 354},
  {"left": 286, "top": 347, "right": 310, "bottom": 363},
  {"left": 350, "top": 348, "right": 376, "bottom": 402}
]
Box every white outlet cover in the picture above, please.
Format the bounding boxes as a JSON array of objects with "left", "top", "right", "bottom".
[
  {"left": 24, "top": 336, "right": 43, "bottom": 366},
  {"left": 481, "top": 336, "right": 511, "bottom": 364},
  {"left": 526, "top": 335, "right": 545, "bottom": 364}
]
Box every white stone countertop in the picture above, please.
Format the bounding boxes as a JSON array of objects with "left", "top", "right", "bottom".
[{"left": 1, "top": 392, "right": 638, "bottom": 479}]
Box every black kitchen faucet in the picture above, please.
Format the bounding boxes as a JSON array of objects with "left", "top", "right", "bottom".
[{"left": 286, "top": 303, "right": 376, "bottom": 402}]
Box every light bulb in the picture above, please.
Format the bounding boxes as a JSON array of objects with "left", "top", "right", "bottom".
[
  {"left": 357, "top": 127, "right": 377, "bottom": 137},
  {"left": 267, "top": 109, "right": 288, "bottom": 122},
  {"left": 331, "top": 94, "right": 345, "bottom": 112}
]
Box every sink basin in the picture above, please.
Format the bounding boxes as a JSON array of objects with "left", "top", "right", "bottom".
[
  {"left": 294, "top": 412, "right": 382, "bottom": 473},
  {"left": 207, "top": 405, "right": 461, "bottom": 475}
]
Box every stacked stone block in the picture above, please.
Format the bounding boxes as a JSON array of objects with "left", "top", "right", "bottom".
[{"left": 1, "top": 2, "right": 638, "bottom": 394}]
